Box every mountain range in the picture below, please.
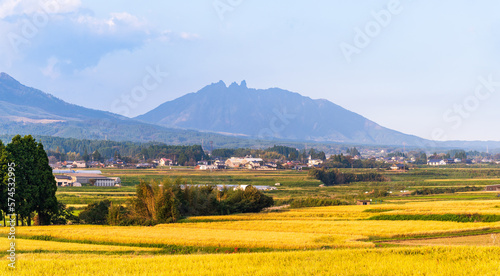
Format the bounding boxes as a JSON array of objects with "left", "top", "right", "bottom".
[
  {"left": 0, "top": 72, "right": 499, "bottom": 150},
  {"left": 136, "top": 80, "right": 425, "bottom": 146}
]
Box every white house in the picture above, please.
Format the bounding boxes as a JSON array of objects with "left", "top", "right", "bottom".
[
  {"left": 226, "top": 157, "right": 264, "bottom": 168},
  {"left": 159, "top": 158, "right": 173, "bottom": 166},
  {"left": 307, "top": 159, "right": 323, "bottom": 167},
  {"left": 54, "top": 175, "right": 73, "bottom": 187},
  {"left": 73, "top": 161, "right": 87, "bottom": 168},
  {"left": 427, "top": 159, "right": 447, "bottom": 166}
]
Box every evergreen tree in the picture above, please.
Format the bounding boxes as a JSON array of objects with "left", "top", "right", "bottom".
[
  {"left": 35, "top": 141, "right": 58, "bottom": 225},
  {"left": 0, "top": 141, "right": 9, "bottom": 223},
  {"left": 6, "top": 135, "right": 58, "bottom": 225}
]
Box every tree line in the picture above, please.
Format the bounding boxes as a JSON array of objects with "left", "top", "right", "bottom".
[
  {"left": 212, "top": 145, "right": 326, "bottom": 161},
  {"left": 308, "top": 168, "right": 389, "bottom": 186},
  {"left": 322, "top": 154, "right": 390, "bottom": 169},
  {"left": 29, "top": 135, "right": 207, "bottom": 165}
]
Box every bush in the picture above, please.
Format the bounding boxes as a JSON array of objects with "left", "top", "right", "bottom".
[{"left": 79, "top": 200, "right": 112, "bottom": 224}]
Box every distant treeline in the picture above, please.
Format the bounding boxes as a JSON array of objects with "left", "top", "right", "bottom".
[
  {"left": 212, "top": 145, "right": 326, "bottom": 161},
  {"left": 0, "top": 135, "right": 207, "bottom": 165},
  {"left": 308, "top": 168, "right": 389, "bottom": 186},
  {"left": 411, "top": 186, "right": 483, "bottom": 196},
  {"left": 322, "top": 154, "right": 390, "bottom": 169},
  {"left": 79, "top": 178, "right": 274, "bottom": 226}
]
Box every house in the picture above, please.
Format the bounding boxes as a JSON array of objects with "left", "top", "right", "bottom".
[
  {"left": 390, "top": 164, "right": 407, "bottom": 171},
  {"left": 357, "top": 200, "right": 371, "bottom": 205},
  {"left": 136, "top": 163, "right": 155, "bottom": 169},
  {"left": 213, "top": 160, "right": 226, "bottom": 169},
  {"left": 485, "top": 184, "right": 500, "bottom": 191},
  {"left": 427, "top": 159, "right": 446, "bottom": 166},
  {"left": 246, "top": 160, "right": 262, "bottom": 169},
  {"left": 307, "top": 159, "right": 323, "bottom": 167},
  {"left": 88, "top": 161, "right": 105, "bottom": 168},
  {"left": 159, "top": 158, "right": 173, "bottom": 166},
  {"left": 73, "top": 161, "right": 87, "bottom": 168},
  {"left": 54, "top": 175, "right": 73, "bottom": 187},
  {"left": 225, "top": 157, "right": 243, "bottom": 168},
  {"left": 225, "top": 157, "right": 264, "bottom": 168},
  {"left": 265, "top": 162, "right": 278, "bottom": 169},
  {"left": 196, "top": 165, "right": 217, "bottom": 170},
  {"left": 63, "top": 161, "right": 75, "bottom": 168}
]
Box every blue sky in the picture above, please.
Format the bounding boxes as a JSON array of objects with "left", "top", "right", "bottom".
[{"left": 1, "top": 0, "right": 499, "bottom": 141}]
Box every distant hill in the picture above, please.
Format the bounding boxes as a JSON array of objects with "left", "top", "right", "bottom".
[
  {"left": 136, "top": 80, "right": 427, "bottom": 146},
  {"left": 2, "top": 73, "right": 498, "bottom": 150},
  {"left": 0, "top": 73, "right": 249, "bottom": 145}
]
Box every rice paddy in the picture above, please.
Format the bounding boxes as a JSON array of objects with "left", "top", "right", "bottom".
[{"left": 3, "top": 167, "right": 500, "bottom": 275}]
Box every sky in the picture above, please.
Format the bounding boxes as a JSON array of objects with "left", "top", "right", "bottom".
[{"left": 0, "top": 0, "right": 499, "bottom": 141}]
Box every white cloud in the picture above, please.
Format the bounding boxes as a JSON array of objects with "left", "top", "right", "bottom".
[
  {"left": 0, "top": 0, "right": 81, "bottom": 19},
  {"left": 76, "top": 12, "right": 147, "bottom": 34}
]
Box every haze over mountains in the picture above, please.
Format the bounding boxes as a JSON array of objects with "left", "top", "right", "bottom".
[{"left": 0, "top": 72, "right": 499, "bottom": 150}]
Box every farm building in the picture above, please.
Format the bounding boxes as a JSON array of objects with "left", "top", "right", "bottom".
[
  {"left": 485, "top": 184, "right": 500, "bottom": 191},
  {"left": 54, "top": 175, "right": 73, "bottom": 187},
  {"left": 64, "top": 173, "right": 120, "bottom": 187},
  {"left": 356, "top": 200, "right": 371, "bottom": 205}
]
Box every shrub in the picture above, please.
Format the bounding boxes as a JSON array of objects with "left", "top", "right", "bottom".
[{"left": 79, "top": 200, "right": 112, "bottom": 225}]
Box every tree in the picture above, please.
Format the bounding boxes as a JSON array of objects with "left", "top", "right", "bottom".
[
  {"left": 414, "top": 152, "right": 428, "bottom": 165},
  {"left": 79, "top": 200, "right": 112, "bottom": 224},
  {"left": 454, "top": 150, "right": 467, "bottom": 161},
  {"left": 92, "top": 150, "right": 102, "bottom": 162},
  {"left": 346, "top": 147, "right": 361, "bottom": 157},
  {"left": 41, "top": 202, "right": 78, "bottom": 225},
  {"left": 177, "top": 153, "right": 188, "bottom": 166},
  {"left": 35, "top": 141, "right": 58, "bottom": 225},
  {"left": 82, "top": 148, "right": 90, "bottom": 162},
  {"left": 0, "top": 140, "right": 9, "bottom": 225},
  {"left": 6, "top": 135, "right": 59, "bottom": 226}
]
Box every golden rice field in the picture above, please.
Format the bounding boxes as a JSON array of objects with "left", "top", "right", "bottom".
[
  {"left": 389, "top": 233, "right": 500, "bottom": 247},
  {"left": 0, "top": 238, "right": 161, "bottom": 253},
  {"left": 4, "top": 247, "right": 500, "bottom": 276},
  {"left": 3, "top": 199, "right": 500, "bottom": 275},
  {"left": 5, "top": 200, "right": 500, "bottom": 250},
  {"left": 6, "top": 225, "right": 369, "bottom": 249}
]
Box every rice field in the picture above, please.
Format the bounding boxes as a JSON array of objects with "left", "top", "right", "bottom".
[
  {"left": 4, "top": 247, "right": 500, "bottom": 276},
  {"left": 0, "top": 238, "right": 161, "bottom": 253},
  {"left": 388, "top": 234, "right": 500, "bottom": 247},
  {"left": 4, "top": 168, "right": 500, "bottom": 274},
  {"left": 6, "top": 200, "right": 500, "bottom": 250}
]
